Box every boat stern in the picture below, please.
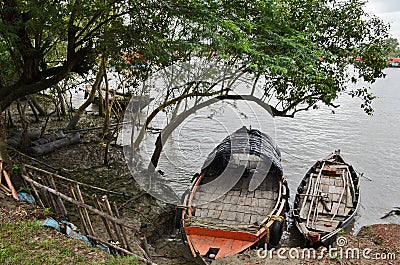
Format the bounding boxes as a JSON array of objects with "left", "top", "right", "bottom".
[{"left": 184, "top": 226, "right": 259, "bottom": 261}]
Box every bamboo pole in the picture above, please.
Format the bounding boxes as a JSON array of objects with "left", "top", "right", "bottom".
[
  {"left": 8, "top": 147, "right": 59, "bottom": 172},
  {"left": 21, "top": 174, "right": 139, "bottom": 231},
  {"left": 48, "top": 175, "right": 68, "bottom": 217},
  {"left": 3, "top": 170, "right": 18, "bottom": 200},
  {"left": 113, "top": 201, "right": 132, "bottom": 252},
  {"left": 42, "top": 174, "right": 59, "bottom": 212},
  {"left": 103, "top": 195, "right": 124, "bottom": 248},
  {"left": 330, "top": 171, "right": 347, "bottom": 223},
  {"left": 75, "top": 184, "right": 95, "bottom": 236},
  {"left": 93, "top": 194, "right": 115, "bottom": 242},
  {"left": 140, "top": 237, "right": 152, "bottom": 262},
  {"left": 85, "top": 234, "right": 152, "bottom": 265},
  {"left": 0, "top": 183, "right": 11, "bottom": 194},
  {"left": 29, "top": 180, "right": 45, "bottom": 208},
  {"left": 26, "top": 171, "right": 48, "bottom": 208},
  {"left": 69, "top": 185, "right": 90, "bottom": 236},
  {"left": 24, "top": 164, "right": 126, "bottom": 196}
]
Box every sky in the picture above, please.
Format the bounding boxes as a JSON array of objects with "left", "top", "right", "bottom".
[{"left": 365, "top": 0, "right": 400, "bottom": 40}]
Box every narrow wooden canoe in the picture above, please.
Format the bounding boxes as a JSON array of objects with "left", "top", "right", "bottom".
[
  {"left": 177, "top": 127, "right": 289, "bottom": 264},
  {"left": 293, "top": 150, "right": 360, "bottom": 247}
]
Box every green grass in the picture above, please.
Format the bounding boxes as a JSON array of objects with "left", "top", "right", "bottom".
[{"left": 0, "top": 219, "right": 140, "bottom": 265}]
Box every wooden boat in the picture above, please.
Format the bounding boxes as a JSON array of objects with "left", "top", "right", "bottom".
[
  {"left": 293, "top": 150, "right": 360, "bottom": 247},
  {"left": 388, "top": 57, "right": 400, "bottom": 68},
  {"left": 176, "top": 126, "right": 289, "bottom": 264}
]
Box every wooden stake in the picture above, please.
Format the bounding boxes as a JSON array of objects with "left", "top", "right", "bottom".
[
  {"left": 103, "top": 195, "right": 124, "bottom": 248},
  {"left": 41, "top": 174, "right": 58, "bottom": 212},
  {"left": 69, "top": 185, "right": 90, "bottom": 236},
  {"left": 85, "top": 234, "right": 152, "bottom": 265},
  {"left": 29, "top": 180, "right": 45, "bottom": 208},
  {"left": 75, "top": 184, "right": 95, "bottom": 236},
  {"left": 140, "top": 236, "right": 152, "bottom": 262},
  {"left": 48, "top": 176, "right": 68, "bottom": 217},
  {"left": 3, "top": 170, "right": 18, "bottom": 200},
  {"left": 44, "top": 174, "right": 61, "bottom": 214},
  {"left": 93, "top": 194, "right": 115, "bottom": 242},
  {"left": 113, "top": 201, "right": 132, "bottom": 252},
  {"left": 0, "top": 183, "right": 11, "bottom": 194}
]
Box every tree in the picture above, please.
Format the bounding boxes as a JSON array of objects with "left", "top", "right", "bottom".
[
  {"left": 384, "top": 38, "right": 400, "bottom": 57},
  {"left": 118, "top": 0, "right": 392, "bottom": 170}
]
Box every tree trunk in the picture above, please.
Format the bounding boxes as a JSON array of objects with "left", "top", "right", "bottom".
[
  {"left": 148, "top": 95, "right": 276, "bottom": 171},
  {"left": 29, "top": 94, "right": 47, "bottom": 116},
  {"left": 102, "top": 57, "right": 111, "bottom": 165},
  {"left": 134, "top": 91, "right": 221, "bottom": 150},
  {"left": 0, "top": 108, "right": 9, "bottom": 164},
  {"left": 66, "top": 62, "right": 104, "bottom": 130},
  {"left": 55, "top": 85, "right": 67, "bottom": 116},
  {"left": 16, "top": 100, "right": 31, "bottom": 152},
  {"left": 27, "top": 99, "right": 40, "bottom": 122}
]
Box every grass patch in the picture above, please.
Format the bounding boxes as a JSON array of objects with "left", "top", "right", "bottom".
[{"left": 0, "top": 219, "right": 140, "bottom": 265}]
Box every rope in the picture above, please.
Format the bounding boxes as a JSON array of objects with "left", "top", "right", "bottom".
[
  {"left": 262, "top": 224, "right": 270, "bottom": 244},
  {"left": 265, "top": 214, "right": 285, "bottom": 223},
  {"left": 264, "top": 215, "right": 286, "bottom": 235}
]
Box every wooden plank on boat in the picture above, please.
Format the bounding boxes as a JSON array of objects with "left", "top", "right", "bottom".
[
  {"left": 259, "top": 198, "right": 267, "bottom": 207},
  {"left": 334, "top": 178, "right": 343, "bottom": 186},
  {"left": 222, "top": 203, "right": 231, "bottom": 211},
  {"left": 300, "top": 201, "right": 310, "bottom": 220},
  {"left": 251, "top": 198, "right": 259, "bottom": 207},
  {"left": 332, "top": 193, "right": 341, "bottom": 202},
  {"left": 329, "top": 186, "right": 342, "bottom": 194},
  {"left": 317, "top": 203, "right": 326, "bottom": 214},
  {"left": 236, "top": 212, "right": 245, "bottom": 223},
  {"left": 201, "top": 209, "right": 209, "bottom": 218},
  {"left": 220, "top": 211, "right": 229, "bottom": 220},
  {"left": 230, "top": 196, "right": 239, "bottom": 205},
  {"left": 238, "top": 196, "right": 246, "bottom": 205},
  {"left": 245, "top": 197, "right": 252, "bottom": 206},
  {"left": 331, "top": 202, "right": 340, "bottom": 214},
  {"left": 329, "top": 179, "right": 336, "bottom": 186},
  {"left": 230, "top": 204, "right": 238, "bottom": 212},
  {"left": 215, "top": 210, "right": 222, "bottom": 219},
  {"left": 321, "top": 184, "right": 329, "bottom": 193},
  {"left": 232, "top": 190, "right": 240, "bottom": 196},
  {"left": 226, "top": 211, "right": 237, "bottom": 221},
  {"left": 243, "top": 213, "right": 251, "bottom": 224}
]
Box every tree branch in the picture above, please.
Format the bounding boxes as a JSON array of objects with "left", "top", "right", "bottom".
[{"left": 0, "top": 49, "right": 87, "bottom": 110}]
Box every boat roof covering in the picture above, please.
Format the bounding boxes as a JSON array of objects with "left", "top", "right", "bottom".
[{"left": 201, "top": 126, "right": 282, "bottom": 174}]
